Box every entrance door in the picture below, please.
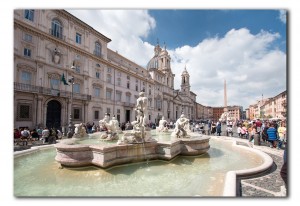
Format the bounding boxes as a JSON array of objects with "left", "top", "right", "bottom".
[
  {"left": 125, "top": 110, "right": 130, "bottom": 123},
  {"left": 46, "top": 100, "right": 61, "bottom": 129}
]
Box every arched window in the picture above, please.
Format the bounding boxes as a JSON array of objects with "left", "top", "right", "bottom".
[
  {"left": 94, "top": 42, "right": 102, "bottom": 57},
  {"left": 51, "top": 19, "right": 63, "bottom": 39}
]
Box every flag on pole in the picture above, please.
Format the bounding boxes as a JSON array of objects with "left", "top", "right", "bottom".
[{"left": 61, "top": 73, "right": 69, "bottom": 85}]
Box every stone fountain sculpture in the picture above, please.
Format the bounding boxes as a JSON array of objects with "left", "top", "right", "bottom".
[
  {"left": 55, "top": 92, "right": 210, "bottom": 169},
  {"left": 157, "top": 116, "right": 169, "bottom": 132},
  {"left": 99, "top": 114, "right": 121, "bottom": 140},
  {"left": 117, "top": 92, "right": 156, "bottom": 145},
  {"left": 172, "top": 114, "right": 190, "bottom": 138},
  {"left": 73, "top": 123, "right": 87, "bottom": 138}
]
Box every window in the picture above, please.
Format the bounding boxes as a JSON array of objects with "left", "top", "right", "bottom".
[
  {"left": 50, "top": 78, "right": 59, "bottom": 90},
  {"left": 156, "top": 99, "right": 162, "bottom": 110},
  {"left": 24, "top": 10, "right": 34, "bottom": 21},
  {"left": 94, "top": 87, "right": 100, "bottom": 97},
  {"left": 73, "top": 84, "right": 80, "bottom": 94},
  {"left": 24, "top": 34, "right": 32, "bottom": 42},
  {"left": 21, "top": 71, "right": 32, "bottom": 84},
  {"left": 75, "top": 54, "right": 81, "bottom": 60},
  {"left": 94, "top": 111, "right": 99, "bottom": 120},
  {"left": 135, "top": 84, "right": 138, "bottom": 91},
  {"left": 106, "top": 90, "right": 112, "bottom": 100},
  {"left": 73, "top": 108, "right": 81, "bottom": 120},
  {"left": 107, "top": 67, "right": 112, "bottom": 73},
  {"left": 126, "top": 95, "right": 130, "bottom": 103},
  {"left": 127, "top": 75, "right": 130, "bottom": 80},
  {"left": 127, "top": 81, "right": 130, "bottom": 89},
  {"left": 94, "top": 42, "right": 102, "bottom": 56},
  {"left": 75, "top": 65, "right": 80, "bottom": 73},
  {"left": 17, "top": 104, "right": 32, "bottom": 121},
  {"left": 51, "top": 19, "right": 63, "bottom": 39},
  {"left": 96, "top": 71, "right": 100, "bottom": 79},
  {"left": 117, "top": 78, "right": 121, "bottom": 86},
  {"left": 148, "top": 99, "right": 152, "bottom": 107},
  {"left": 117, "top": 109, "right": 121, "bottom": 114},
  {"left": 106, "top": 108, "right": 111, "bottom": 115},
  {"left": 23, "top": 48, "right": 31, "bottom": 57},
  {"left": 118, "top": 72, "right": 121, "bottom": 77},
  {"left": 76, "top": 33, "right": 82, "bottom": 44},
  {"left": 116, "top": 92, "right": 121, "bottom": 101},
  {"left": 107, "top": 74, "right": 111, "bottom": 83}
]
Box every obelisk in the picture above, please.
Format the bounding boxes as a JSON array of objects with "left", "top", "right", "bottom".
[{"left": 224, "top": 79, "right": 228, "bottom": 112}]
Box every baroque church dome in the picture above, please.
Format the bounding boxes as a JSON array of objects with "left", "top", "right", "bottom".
[
  {"left": 146, "top": 43, "right": 162, "bottom": 70},
  {"left": 146, "top": 55, "right": 159, "bottom": 70}
]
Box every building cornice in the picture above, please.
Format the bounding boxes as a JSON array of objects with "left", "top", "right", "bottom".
[
  {"left": 14, "top": 19, "right": 150, "bottom": 81},
  {"left": 58, "top": 10, "right": 111, "bottom": 43}
]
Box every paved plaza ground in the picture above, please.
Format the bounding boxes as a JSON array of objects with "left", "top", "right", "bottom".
[
  {"left": 14, "top": 129, "right": 287, "bottom": 197},
  {"left": 213, "top": 135, "right": 287, "bottom": 197}
]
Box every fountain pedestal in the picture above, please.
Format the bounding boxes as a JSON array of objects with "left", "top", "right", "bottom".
[{"left": 55, "top": 136, "right": 210, "bottom": 168}]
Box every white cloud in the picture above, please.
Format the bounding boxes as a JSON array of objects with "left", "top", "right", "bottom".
[
  {"left": 279, "top": 10, "right": 287, "bottom": 24},
  {"left": 67, "top": 9, "right": 156, "bottom": 66},
  {"left": 169, "top": 28, "right": 286, "bottom": 108},
  {"left": 68, "top": 10, "right": 286, "bottom": 109}
]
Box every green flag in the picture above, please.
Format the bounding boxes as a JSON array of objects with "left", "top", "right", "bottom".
[{"left": 61, "top": 73, "right": 69, "bottom": 85}]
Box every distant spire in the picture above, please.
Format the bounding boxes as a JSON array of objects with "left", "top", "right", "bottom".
[{"left": 224, "top": 79, "right": 228, "bottom": 112}]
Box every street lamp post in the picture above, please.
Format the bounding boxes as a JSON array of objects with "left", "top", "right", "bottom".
[{"left": 67, "top": 64, "right": 76, "bottom": 138}]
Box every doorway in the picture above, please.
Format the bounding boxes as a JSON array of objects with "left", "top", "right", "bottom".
[
  {"left": 125, "top": 110, "right": 131, "bottom": 123},
  {"left": 46, "top": 100, "right": 61, "bottom": 129}
]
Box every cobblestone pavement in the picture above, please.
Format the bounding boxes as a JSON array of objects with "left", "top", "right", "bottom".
[{"left": 215, "top": 135, "right": 287, "bottom": 197}]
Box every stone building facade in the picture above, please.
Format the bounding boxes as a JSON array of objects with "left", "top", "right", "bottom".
[
  {"left": 14, "top": 9, "right": 197, "bottom": 131},
  {"left": 248, "top": 91, "right": 287, "bottom": 120}
]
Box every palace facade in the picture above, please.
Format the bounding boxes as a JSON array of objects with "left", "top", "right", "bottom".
[{"left": 14, "top": 9, "right": 197, "bottom": 132}]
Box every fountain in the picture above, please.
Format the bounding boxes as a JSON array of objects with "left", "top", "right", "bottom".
[
  {"left": 14, "top": 136, "right": 272, "bottom": 196},
  {"left": 54, "top": 92, "right": 210, "bottom": 168},
  {"left": 98, "top": 114, "right": 122, "bottom": 140},
  {"left": 157, "top": 116, "right": 169, "bottom": 132},
  {"left": 14, "top": 94, "right": 274, "bottom": 197}
]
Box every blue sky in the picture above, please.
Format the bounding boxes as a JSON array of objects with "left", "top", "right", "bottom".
[
  {"left": 67, "top": 9, "right": 286, "bottom": 109},
  {"left": 145, "top": 10, "right": 286, "bottom": 52}
]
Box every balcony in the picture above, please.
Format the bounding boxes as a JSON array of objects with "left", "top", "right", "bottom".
[
  {"left": 93, "top": 50, "right": 104, "bottom": 58},
  {"left": 14, "top": 82, "right": 91, "bottom": 101},
  {"left": 49, "top": 29, "right": 66, "bottom": 41},
  {"left": 123, "top": 102, "right": 135, "bottom": 107}
]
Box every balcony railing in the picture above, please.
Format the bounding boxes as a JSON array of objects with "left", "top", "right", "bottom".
[
  {"left": 49, "top": 29, "right": 66, "bottom": 41},
  {"left": 93, "top": 50, "right": 104, "bottom": 58},
  {"left": 14, "top": 82, "right": 91, "bottom": 101},
  {"left": 123, "top": 102, "right": 135, "bottom": 107}
]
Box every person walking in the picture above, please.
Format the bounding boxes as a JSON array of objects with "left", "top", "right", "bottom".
[
  {"left": 267, "top": 123, "right": 278, "bottom": 148},
  {"left": 41, "top": 127, "right": 50, "bottom": 144},
  {"left": 262, "top": 122, "right": 269, "bottom": 143},
  {"left": 277, "top": 121, "right": 286, "bottom": 149},
  {"left": 216, "top": 121, "right": 222, "bottom": 136}
]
